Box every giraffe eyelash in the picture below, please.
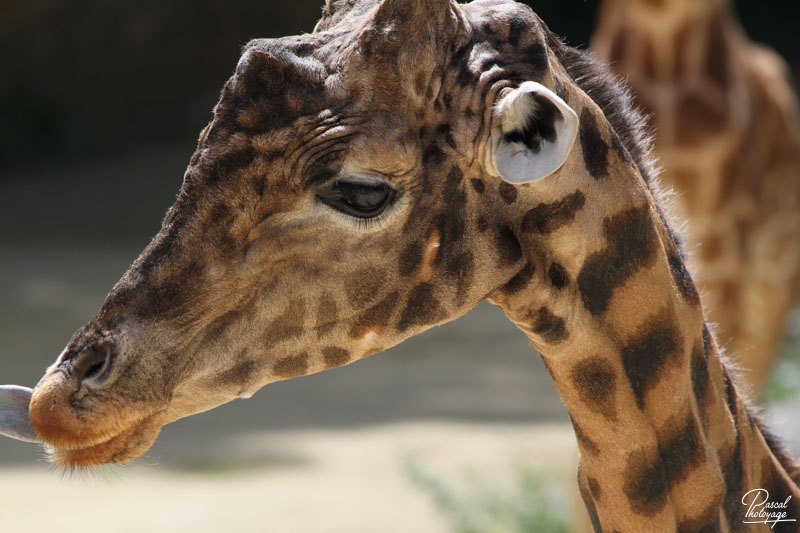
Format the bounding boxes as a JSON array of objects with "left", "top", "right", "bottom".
[
  {"left": 326, "top": 194, "right": 405, "bottom": 233},
  {"left": 315, "top": 175, "right": 403, "bottom": 232}
]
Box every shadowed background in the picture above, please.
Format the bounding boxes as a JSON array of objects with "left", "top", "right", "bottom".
[
  {"left": 1, "top": 2, "right": 798, "bottom": 532},
  {"left": 2, "top": 0, "right": 798, "bottom": 171}
]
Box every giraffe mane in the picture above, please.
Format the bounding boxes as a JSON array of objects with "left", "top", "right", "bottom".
[
  {"left": 752, "top": 408, "right": 800, "bottom": 484},
  {"left": 546, "top": 30, "right": 658, "bottom": 188}
]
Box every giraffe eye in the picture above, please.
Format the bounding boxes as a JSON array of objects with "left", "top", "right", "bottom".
[{"left": 317, "top": 179, "right": 396, "bottom": 218}]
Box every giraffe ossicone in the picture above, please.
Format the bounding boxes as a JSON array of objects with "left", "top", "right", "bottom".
[{"left": 14, "top": 0, "right": 799, "bottom": 529}]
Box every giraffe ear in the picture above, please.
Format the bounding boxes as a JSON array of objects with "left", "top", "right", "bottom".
[{"left": 488, "top": 82, "right": 579, "bottom": 184}]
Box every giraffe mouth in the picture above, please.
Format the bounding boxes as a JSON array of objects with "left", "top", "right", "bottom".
[{"left": 29, "top": 368, "right": 168, "bottom": 468}]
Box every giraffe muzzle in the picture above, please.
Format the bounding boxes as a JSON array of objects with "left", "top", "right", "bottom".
[{"left": 28, "top": 330, "right": 169, "bottom": 466}]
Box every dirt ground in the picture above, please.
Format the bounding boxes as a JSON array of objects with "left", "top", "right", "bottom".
[{"left": 0, "top": 422, "right": 578, "bottom": 533}]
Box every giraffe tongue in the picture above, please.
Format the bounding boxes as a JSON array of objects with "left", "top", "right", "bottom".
[{"left": 0, "top": 385, "right": 40, "bottom": 443}]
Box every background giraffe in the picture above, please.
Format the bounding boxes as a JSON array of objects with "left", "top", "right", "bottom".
[{"left": 592, "top": 0, "right": 800, "bottom": 394}]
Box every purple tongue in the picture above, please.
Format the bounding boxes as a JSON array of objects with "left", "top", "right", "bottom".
[{"left": 0, "top": 385, "right": 40, "bottom": 443}]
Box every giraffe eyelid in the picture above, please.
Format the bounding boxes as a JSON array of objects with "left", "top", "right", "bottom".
[{"left": 314, "top": 173, "right": 405, "bottom": 231}]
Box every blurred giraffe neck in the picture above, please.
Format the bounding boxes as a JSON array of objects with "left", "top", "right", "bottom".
[{"left": 594, "top": 0, "right": 741, "bottom": 88}]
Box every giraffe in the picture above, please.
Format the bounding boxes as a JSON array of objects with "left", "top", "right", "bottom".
[
  {"left": 22, "top": 0, "right": 800, "bottom": 530},
  {"left": 592, "top": 0, "right": 800, "bottom": 394}
]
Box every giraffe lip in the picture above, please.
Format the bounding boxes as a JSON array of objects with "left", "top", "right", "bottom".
[{"left": 45, "top": 414, "right": 163, "bottom": 467}]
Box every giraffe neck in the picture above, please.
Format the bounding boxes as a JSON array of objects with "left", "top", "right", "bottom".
[{"left": 487, "top": 124, "right": 800, "bottom": 530}]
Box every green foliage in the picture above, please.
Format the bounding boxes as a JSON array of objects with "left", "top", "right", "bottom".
[
  {"left": 763, "top": 309, "right": 800, "bottom": 404},
  {"left": 406, "top": 459, "right": 570, "bottom": 533}
]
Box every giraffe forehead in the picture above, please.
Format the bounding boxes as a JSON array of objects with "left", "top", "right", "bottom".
[
  {"left": 185, "top": 0, "right": 573, "bottom": 201},
  {"left": 226, "top": 1, "right": 555, "bottom": 117}
]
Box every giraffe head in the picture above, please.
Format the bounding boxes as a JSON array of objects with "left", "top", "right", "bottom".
[{"left": 29, "top": 0, "right": 644, "bottom": 467}]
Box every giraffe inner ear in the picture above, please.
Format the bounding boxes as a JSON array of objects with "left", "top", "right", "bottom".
[{"left": 489, "top": 82, "right": 579, "bottom": 184}]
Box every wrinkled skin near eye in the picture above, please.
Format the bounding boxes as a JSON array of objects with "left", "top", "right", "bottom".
[{"left": 317, "top": 179, "right": 397, "bottom": 218}]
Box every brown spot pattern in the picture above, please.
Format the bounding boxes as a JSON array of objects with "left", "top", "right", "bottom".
[
  {"left": 528, "top": 307, "right": 568, "bottom": 343},
  {"left": 265, "top": 299, "right": 305, "bottom": 343},
  {"left": 217, "top": 358, "right": 259, "bottom": 387},
  {"left": 548, "top": 262, "right": 569, "bottom": 289},
  {"left": 520, "top": 191, "right": 585, "bottom": 234},
  {"left": 609, "top": 31, "right": 627, "bottom": 65},
  {"left": 577, "top": 204, "right": 658, "bottom": 316},
  {"left": 588, "top": 477, "right": 602, "bottom": 501},
  {"left": 498, "top": 182, "right": 518, "bottom": 204},
  {"left": 677, "top": 94, "right": 727, "bottom": 142},
  {"left": 621, "top": 309, "right": 682, "bottom": 408},
  {"left": 571, "top": 357, "right": 617, "bottom": 421},
  {"left": 579, "top": 473, "right": 604, "bottom": 533},
  {"left": 501, "top": 263, "right": 535, "bottom": 295},
  {"left": 400, "top": 241, "right": 423, "bottom": 277},
  {"left": 570, "top": 417, "right": 600, "bottom": 456},
  {"left": 316, "top": 293, "right": 338, "bottom": 337},
  {"left": 322, "top": 347, "right": 350, "bottom": 368},
  {"left": 667, "top": 249, "right": 701, "bottom": 306},
  {"left": 446, "top": 251, "right": 475, "bottom": 304},
  {"left": 622, "top": 449, "right": 668, "bottom": 516},
  {"left": 660, "top": 412, "right": 704, "bottom": 488},
  {"left": 705, "top": 15, "right": 730, "bottom": 90},
  {"left": 273, "top": 353, "right": 309, "bottom": 378},
  {"left": 691, "top": 341, "right": 710, "bottom": 422},
  {"left": 349, "top": 291, "right": 399, "bottom": 339},
  {"left": 579, "top": 109, "right": 610, "bottom": 179},
  {"left": 495, "top": 226, "right": 522, "bottom": 265},
  {"left": 398, "top": 283, "right": 446, "bottom": 332}
]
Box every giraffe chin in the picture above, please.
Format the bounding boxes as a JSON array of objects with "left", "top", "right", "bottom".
[
  {"left": 29, "top": 370, "right": 165, "bottom": 468},
  {"left": 45, "top": 417, "right": 163, "bottom": 468}
]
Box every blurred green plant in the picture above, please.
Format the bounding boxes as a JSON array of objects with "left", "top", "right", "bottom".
[
  {"left": 763, "top": 309, "right": 800, "bottom": 404},
  {"left": 406, "top": 458, "right": 570, "bottom": 533}
]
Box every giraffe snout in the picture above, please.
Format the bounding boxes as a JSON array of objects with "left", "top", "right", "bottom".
[{"left": 28, "top": 328, "right": 168, "bottom": 466}]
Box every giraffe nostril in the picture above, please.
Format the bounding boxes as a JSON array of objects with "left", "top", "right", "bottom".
[
  {"left": 71, "top": 340, "right": 116, "bottom": 387},
  {"left": 84, "top": 360, "right": 105, "bottom": 380}
]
